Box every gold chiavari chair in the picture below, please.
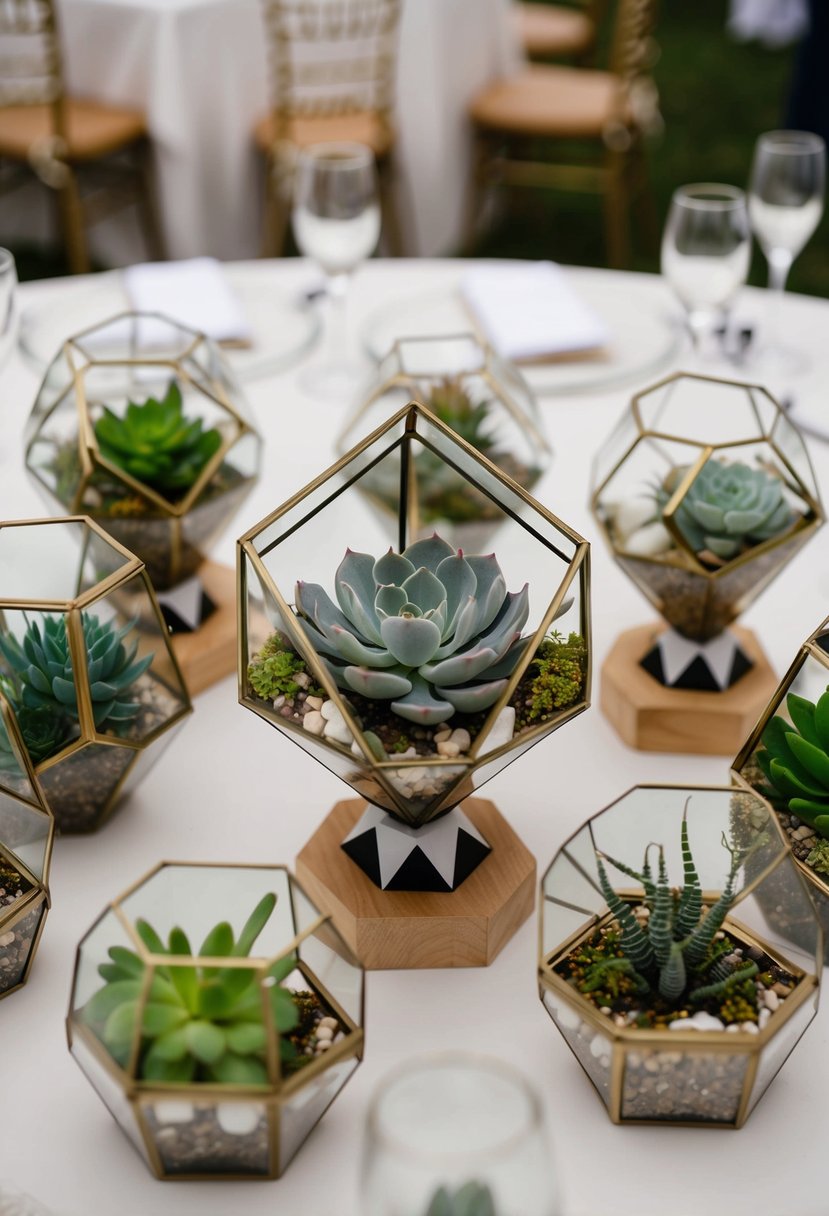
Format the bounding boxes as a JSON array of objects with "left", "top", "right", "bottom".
[
  {"left": 256, "top": 0, "right": 403, "bottom": 257},
  {"left": 468, "top": 0, "right": 662, "bottom": 269},
  {"left": 0, "top": 0, "right": 163, "bottom": 274},
  {"left": 514, "top": 0, "right": 606, "bottom": 64}
]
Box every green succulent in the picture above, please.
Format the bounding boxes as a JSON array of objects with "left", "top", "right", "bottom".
[
  {"left": 655, "top": 457, "right": 794, "bottom": 561},
  {"left": 756, "top": 687, "right": 829, "bottom": 838},
  {"left": 83, "top": 892, "right": 303, "bottom": 1085},
  {"left": 586, "top": 807, "right": 756, "bottom": 1008},
  {"left": 526, "top": 630, "right": 586, "bottom": 722},
  {"left": 295, "top": 533, "right": 531, "bottom": 726},
  {"left": 94, "top": 380, "right": 222, "bottom": 498},
  {"left": 247, "top": 635, "right": 322, "bottom": 701},
  {"left": 0, "top": 701, "right": 70, "bottom": 772},
  {"left": 425, "top": 1182, "right": 497, "bottom": 1216},
  {"left": 427, "top": 380, "right": 498, "bottom": 456},
  {"left": 0, "top": 612, "right": 153, "bottom": 735}
]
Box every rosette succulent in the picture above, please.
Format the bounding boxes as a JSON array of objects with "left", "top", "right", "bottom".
[
  {"left": 756, "top": 687, "right": 829, "bottom": 838},
  {"left": 0, "top": 701, "right": 69, "bottom": 772},
  {"left": 295, "top": 533, "right": 531, "bottom": 725},
  {"left": 656, "top": 458, "right": 794, "bottom": 562},
  {"left": 94, "top": 380, "right": 222, "bottom": 499}
]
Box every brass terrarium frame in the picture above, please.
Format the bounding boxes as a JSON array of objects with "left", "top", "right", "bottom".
[
  {"left": 67, "top": 861, "right": 365, "bottom": 1182},
  {"left": 0, "top": 694, "right": 55, "bottom": 1000},
  {"left": 0, "top": 516, "right": 193, "bottom": 830},
  {"left": 25, "top": 312, "right": 262, "bottom": 589},
  {"left": 239, "top": 400, "right": 591, "bottom": 830},
  {"left": 538, "top": 784, "right": 822, "bottom": 1129}
]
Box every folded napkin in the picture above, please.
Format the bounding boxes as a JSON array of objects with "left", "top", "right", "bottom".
[
  {"left": 124, "top": 257, "right": 252, "bottom": 347},
  {"left": 461, "top": 262, "right": 609, "bottom": 363}
]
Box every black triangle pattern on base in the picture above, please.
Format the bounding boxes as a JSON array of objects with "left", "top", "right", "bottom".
[
  {"left": 160, "top": 589, "right": 216, "bottom": 635},
  {"left": 453, "top": 829, "right": 491, "bottom": 887},
  {"left": 385, "top": 846, "right": 453, "bottom": 893},
  {"left": 341, "top": 828, "right": 382, "bottom": 888},
  {"left": 640, "top": 640, "right": 753, "bottom": 692}
]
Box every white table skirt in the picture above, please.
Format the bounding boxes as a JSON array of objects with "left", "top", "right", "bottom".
[
  {"left": 0, "top": 0, "right": 517, "bottom": 263},
  {"left": 2, "top": 260, "right": 829, "bottom": 1216}
]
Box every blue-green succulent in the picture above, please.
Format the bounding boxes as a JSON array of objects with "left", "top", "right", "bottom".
[{"left": 295, "top": 534, "right": 530, "bottom": 726}]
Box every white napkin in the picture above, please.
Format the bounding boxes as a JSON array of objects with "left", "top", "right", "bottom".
[
  {"left": 461, "top": 262, "right": 609, "bottom": 362},
  {"left": 124, "top": 257, "right": 252, "bottom": 347}
]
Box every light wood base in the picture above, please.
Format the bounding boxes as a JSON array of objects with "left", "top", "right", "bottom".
[
  {"left": 601, "top": 623, "right": 777, "bottom": 755},
  {"left": 170, "top": 561, "right": 237, "bottom": 697},
  {"left": 296, "top": 798, "right": 536, "bottom": 970}
]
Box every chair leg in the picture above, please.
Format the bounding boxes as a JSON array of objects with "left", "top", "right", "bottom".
[
  {"left": 136, "top": 139, "right": 166, "bottom": 262},
  {"left": 261, "top": 153, "right": 291, "bottom": 258},
  {"left": 57, "top": 169, "right": 90, "bottom": 275},
  {"left": 462, "top": 129, "right": 492, "bottom": 254},
  {"left": 630, "top": 142, "right": 659, "bottom": 259},
  {"left": 378, "top": 156, "right": 404, "bottom": 257},
  {"left": 604, "top": 150, "right": 631, "bottom": 270}
]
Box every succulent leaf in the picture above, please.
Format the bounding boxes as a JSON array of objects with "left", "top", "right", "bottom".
[{"left": 757, "top": 686, "right": 829, "bottom": 840}]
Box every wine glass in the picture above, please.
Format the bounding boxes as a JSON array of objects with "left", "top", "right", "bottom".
[
  {"left": 0, "top": 248, "right": 18, "bottom": 370},
  {"left": 361, "top": 1053, "right": 560, "bottom": 1216},
  {"left": 661, "top": 184, "right": 751, "bottom": 359},
  {"left": 749, "top": 129, "right": 825, "bottom": 374},
  {"left": 292, "top": 141, "right": 381, "bottom": 400}
]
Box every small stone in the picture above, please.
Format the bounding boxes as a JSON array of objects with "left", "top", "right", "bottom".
[
  {"left": 794, "top": 825, "right": 815, "bottom": 841},
  {"left": 305, "top": 695, "right": 324, "bottom": 711},
  {"left": 318, "top": 1016, "right": 338, "bottom": 1030},
  {"left": 449, "top": 728, "right": 471, "bottom": 751},
  {"left": 740, "top": 1021, "right": 759, "bottom": 1035},
  {"left": 0, "top": 932, "right": 14, "bottom": 947},
  {"left": 644, "top": 1058, "right": 660, "bottom": 1073},
  {"left": 216, "top": 1103, "right": 261, "bottom": 1136},
  {"left": 436, "top": 741, "right": 460, "bottom": 758},
  {"left": 747, "top": 946, "right": 763, "bottom": 960},
  {"left": 294, "top": 671, "right": 311, "bottom": 689},
  {"left": 656, "top": 1082, "right": 670, "bottom": 1094},
  {"left": 434, "top": 729, "right": 452, "bottom": 743},
  {"left": 272, "top": 694, "right": 286, "bottom": 709},
  {"left": 321, "top": 703, "right": 351, "bottom": 745},
  {"left": 624, "top": 520, "right": 673, "bottom": 557},
  {"left": 726, "top": 1024, "right": 741, "bottom": 1034},
  {"left": 280, "top": 706, "right": 294, "bottom": 719},
  {"left": 772, "top": 982, "right": 791, "bottom": 996},
  {"left": 599, "top": 1006, "right": 611, "bottom": 1015},
  {"left": 613, "top": 495, "right": 657, "bottom": 540},
  {"left": 589, "top": 1035, "right": 610, "bottom": 1062},
  {"left": 316, "top": 1039, "right": 332, "bottom": 1052},
  {"left": 154, "top": 1101, "right": 194, "bottom": 1124},
  {"left": 763, "top": 989, "right": 780, "bottom": 1011},
  {"left": 758, "top": 1009, "right": 771, "bottom": 1029},
  {"left": 302, "top": 710, "right": 325, "bottom": 736},
  {"left": 315, "top": 1025, "right": 334, "bottom": 1041}
]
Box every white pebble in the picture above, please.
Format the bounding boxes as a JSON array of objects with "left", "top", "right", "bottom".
[
  {"left": 758, "top": 1009, "right": 771, "bottom": 1029},
  {"left": 321, "top": 704, "right": 352, "bottom": 745},
  {"left": 0, "top": 932, "right": 14, "bottom": 947},
  {"left": 589, "top": 1035, "right": 610, "bottom": 1062},
  {"left": 763, "top": 989, "right": 780, "bottom": 1011},
  {"left": 740, "top": 1021, "right": 759, "bottom": 1035},
  {"left": 318, "top": 1016, "right": 338, "bottom": 1031},
  {"left": 303, "top": 710, "right": 325, "bottom": 736},
  {"left": 315, "top": 1025, "right": 334, "bottom": 1042},
  {"left": 436, "top": 741, "right": 460, "bottom": 758},
  {"left": 434, "top": 729, "right": 452, "bottom": 743},
  {"left": 316, "top": 1040, "right": 332, "bottom": 1052},
  {"left": 613, "top": 496, "right": 657, "bottom": 539},
  {"left": 294, "top": 671, "right": 311, "bottom": 689},
  {"left": 449, "top": 728, "right": 471, "bottom": 752},
  {"left": 216, "top": 1103, "right": 262, "bottom": 1136},
  {"left": 305, "top": 695, "right": 324, "bottom": 711},
  {"left": 669, "top": 1011, "right": 724, "bottom": 1032},
  {"left": 273, "top": 694, "right": 286, "bottom": 708},
  {"left": 623, "top": 521, "right": 674, "bottom": 557},
  {"left": 320, "top": 700, "right": 338, "bottom": 721}
]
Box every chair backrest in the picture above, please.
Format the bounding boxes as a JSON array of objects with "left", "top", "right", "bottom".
[
  {"left": 260, "top": 0, "right": 401, "bottom": 137},
  {"left": 0, "top": 0, "right": 64, "bottom": 106},
  {"left": 608, "top": 0, "right": 658, "bottom": 84}
]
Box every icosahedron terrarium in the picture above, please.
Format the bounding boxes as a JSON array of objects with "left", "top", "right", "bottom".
[
  {"left": 337, "top": 334, "right": 551, "bottom": 551},
  {"left": 0, "top": 517, "right": 191, "bottom": 832},
  {"left": 539, "top": 784, "right": 821, "bottom": 1127},
  {"left": 0, "top": 695, "right": 54, "bottom": 999},
  {"left": 591, "top": 371, "right": 822, "bottom": 753},
  {"left": 24, "top": 312, "right": 262, "bottom": 643},
  {"left": 67, "top": 862, "right": 364, "bottom": 1180},
  {"left": 733, "top": 613, "right": 829, "bottom": 964},
  {"left": 239, "top": 403, "right": 589, "bottom": 968}
]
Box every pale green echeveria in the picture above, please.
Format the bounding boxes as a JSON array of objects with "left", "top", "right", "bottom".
[
  {"left": 659, "top": 458, "right": 795, "bottom": 560},
  {"left": 295, "top": 534, "right": 530, "bottom": 726}
]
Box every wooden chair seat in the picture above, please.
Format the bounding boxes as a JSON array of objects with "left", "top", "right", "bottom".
[
  {"left": 254, "top": 109, "right": 394, "bottom": 158},
  {"left": 515, "top": 3, "right": 594, "bottom": 58},
  {"left": 0, "top": 98, "right": 147, "bottom": 162},
  {"left": 469, "top": 64, "right": 627, "bottom": 140}
]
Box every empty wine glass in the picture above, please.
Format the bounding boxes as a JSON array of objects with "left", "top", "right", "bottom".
[
  {"left": 361, "top": 1053, "right": 559, "bottom": 1216},
  {"left": 749, "top": 129, "right": 825, "bottom": 374},
  {"left": 0, "top": 249, "right": 18, "bottom": 370},
  {"left": 661, "top": 184, "right": 751, "bottom": 359},
  {"left": 292, "top": 141, "right": 380, "bottom": 400}
]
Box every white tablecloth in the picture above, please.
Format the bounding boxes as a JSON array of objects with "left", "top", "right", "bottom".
[
  {"left": 0, "top": 0, "right": 517, "bottom": 263},
  {"left": 2, "top": 260, "right": 829, "bottom": 1216}
]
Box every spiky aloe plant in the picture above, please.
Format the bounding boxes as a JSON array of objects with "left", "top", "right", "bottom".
[
  {"left": 586, "top": 808, "right": 756, "bottom": 1007},
  {"left": 0, "top": 613, "right": 153, "bottom": 736},
  {"left": 94, "top": 380, "right": 222, "bottom": 499},
  {"left": 425, "top": 1182, "right": 496, "bottom": 1216},
  {"left": 756, "top": 686, "right": 829, "bottom": 838},
  {"left": 427, "top": 380, "right": 498, "bottom": 456},
  {"left": 295, "top": 533, "right": 533, "bottom": 725},
  {"left": 83, "top": 893, "right": 304, "bottom": 1085}
]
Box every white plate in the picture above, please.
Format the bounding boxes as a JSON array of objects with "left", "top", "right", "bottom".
[
  {"left": 361, "top": 271, "right": 681, "bottom": 396},
  {"left": 18, "top": 266, "right": 321, "bottom": 383}
]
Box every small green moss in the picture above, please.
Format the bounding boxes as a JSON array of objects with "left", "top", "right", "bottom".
[
  {"left": 806, "top": 838, "right": 829, "bottom": 875},
  {"left": 390, "top": 735, "right": 411, "bottom": 754},
  {"left": 248, "top": 635, "right": 322, "bottom": 701},
  {"left": 526, "top": 631, "right": 586, "bottom": 722}
]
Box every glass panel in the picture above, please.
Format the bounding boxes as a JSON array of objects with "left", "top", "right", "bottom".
[
  {"left": 541, "top": 988, "right": 611, "bottom": 1111},
  {"left": 0, "top": 894, "right": 45, "bottom": 994},
  {"left": 114, "top": 717, "right": 188, "bottom": 801},
  {"left": 635, "top": 375, "right": 764, "bottom": 445},
  {"left": 69, "top": 1030, "right": 150, "bottom": 1163},
  {"left": 0, "top": 520, "right": 131, "bottom": 605},
  {"left": 278, "top": 1056, "right": 359, "bottom": 1174},
  {"left": 541, "top": 854, "right": 604, "bottom": 956},
  {"left": 141, "top": 1099, "right": 271, "bottom": 1177},
  {"left": 38, "top": 742, "right": 135, "bottom": 833},
  {"left": 293, "top": 881, "right": 363, "bottom": 1026},
  {"left": 620, "top": 1045, "right": 748, "bottom": 1123},
  {"left": 71, "top": 906, "right": 138, "bottom": 1016},
  {"left": 770, "top": 408, "right": 820, "bottom": 502},
  {"left": 747, "top": 989, "right": 819, "bottom": 1115},
  {"left": 0, "top": 790, "right": 50, "bottom": 880}
]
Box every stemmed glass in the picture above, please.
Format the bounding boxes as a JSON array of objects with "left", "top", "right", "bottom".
[
  {"left": 361, "top": 1053, "right": 559, "bottom": 1216},
  {"left": 0, "top": 248, "right": 18, "bottom": 371},
  {"left": 748, "top": 129, "right": 825, "bottom": 373},
  {"left": 661, "top": 183, "right": 751, "bottom": 359},
  {"left": 292, "top": 141, "right": 381, "bottom": 400}
]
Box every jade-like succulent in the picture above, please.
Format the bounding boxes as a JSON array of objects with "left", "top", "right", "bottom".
[
  {"left": 83, "top": 893, "right": 301, "bottom": 1085},
  {"left": 655, "top": 458, "right": 794, "bottom": 561},
  {"left": 757, "top": 687, "right": 829, "bottom": 838},
  {"left": 0, "top": 613, "right": 153, "bottom": 735},
  {"left": 295, "top": 533, "right": 530, "bottom": 725},
  {"left": 94, "top": 380, "right": 222, "bottom": 498},
  {"left": 425, "top": 1182, "right": 496, "bottom": 1216},
  {"left": 584, "top": 808, "right": 756, "bottom": 1008}
]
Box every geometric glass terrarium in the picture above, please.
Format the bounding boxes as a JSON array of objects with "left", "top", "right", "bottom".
[
  {"left": 733, "top": 613, "right": 829, "bottom": 965},
  {"left": 337, "top": 334, "right": 551, "bottom": 552},
  {"left": 591, "top": 371, "right": 822, "bottom": 751},
  {"left": 0, "top": 517, "right": 192, "bottom": 833},
  {"left": 67, "top": 862, "right": 364, "bottom": 1180},
  {"left": 239, "top": 402, "right": 589, "bottom": 966},
  {"left": 0, "top": 696, "right": 54, "bottom": 999},
  {"left": 539, "top": 784, "right": 821, "bottom": 1128}
]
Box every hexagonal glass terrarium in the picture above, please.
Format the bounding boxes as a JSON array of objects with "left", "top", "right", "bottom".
[
  {"left": 539, "top": 785, "right": 821, "bottom": 1127},
  {"left": 337, "top": 334, "right": 551, "bottom": 551},
  {"left": 0, "top": 517, "right": 192, "bottom": 833},
  {"left": 591, "top": 372, "right": 821, "bottom": 690},
  {"left": 239, "top": 401, "right": 589, "bottom": 894},
  {"left": 67, "top": 863, "right": 364, "bottom": 1180},
  {"left": 0, "top": 695, "right": 54, "bottom": 999},
  {"left": 24, "top": 311, "right": 262, "bottom": 592},
  {"left": 733, "top": 613, "right": 829, "bottom": 964}
]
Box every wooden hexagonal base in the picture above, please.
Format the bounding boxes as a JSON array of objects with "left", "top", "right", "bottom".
[
  {"left": 170, "top": 561, "right": 237, "bottom": 696},
  {"left": 296, "top": 798, "right": 536, "bottom": 969},
  {"left": 601, "top": 623, "right": 777, "bottom": 755}
]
